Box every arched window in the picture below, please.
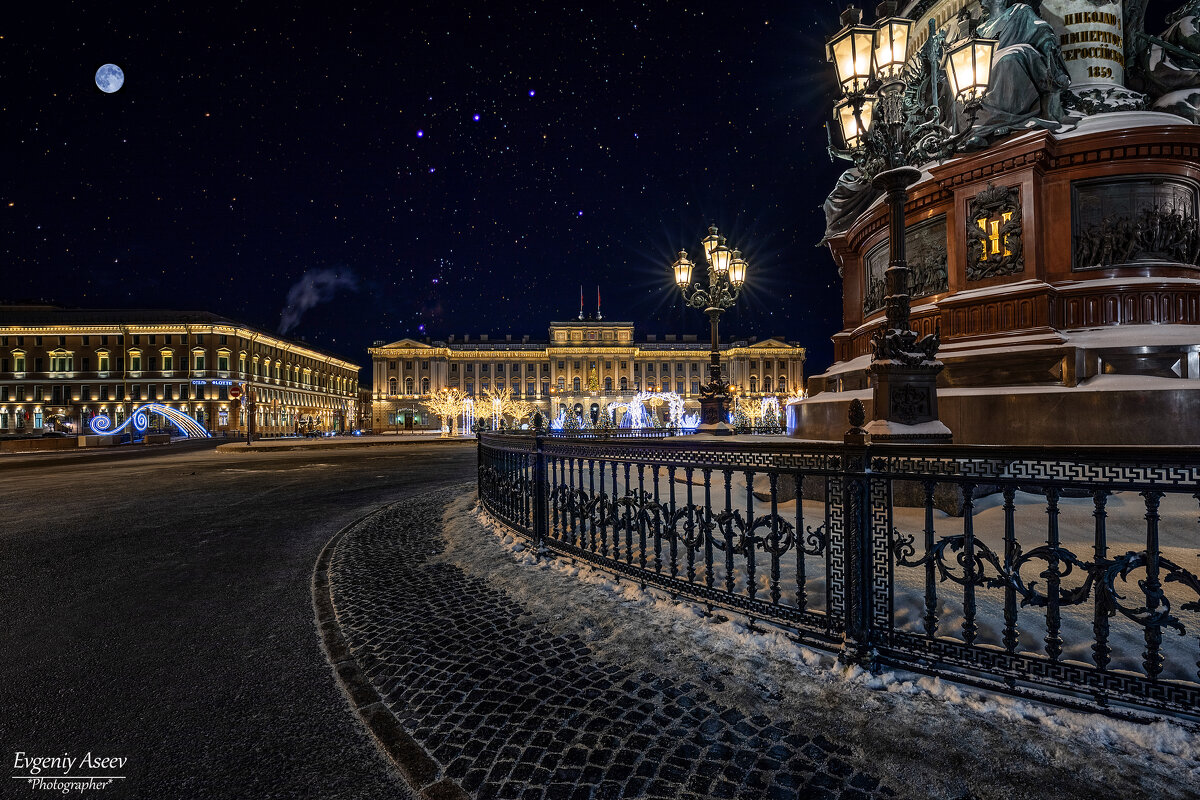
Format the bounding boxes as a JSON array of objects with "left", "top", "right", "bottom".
[
  {"left": 388, "top": 377, "right": 397, "bottom": 395},
  {"left": 778, "top": 376, "right": 787, "bottom": 393},
  {"left": 620, "top": 377, "right": 628, "bottom": 391},
  {"left": 557, "top": 377, "right": 565, "bottom": 390},
  {"left": 749, "top": 375, "right": 758, "bottom": 392},
  {"left": 762, "top": 376, "right": 772, "bottom": 393},
  {"left": 421, "top": 377, "right": 430, "bottom": 394},
  {"left": 604, "top": 377, "right": 613, "bottom": 391},
  {"left": 404, "top": 377, "right": 414, "bottom": 394},
  {"left": 573, "top": 377, "right": 581, "bottom": 392}
]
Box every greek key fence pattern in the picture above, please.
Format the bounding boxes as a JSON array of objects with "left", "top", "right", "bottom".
[{"left": 477, "top": 433, "right": 1200, "bottom": 720}]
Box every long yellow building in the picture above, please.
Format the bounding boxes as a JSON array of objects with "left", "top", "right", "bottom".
[
  {"left": 368, "top": 319, "right": 805, "bottom": 429},
  {"left": 0, "top": 306, "right": 361, "bottom": 437}
]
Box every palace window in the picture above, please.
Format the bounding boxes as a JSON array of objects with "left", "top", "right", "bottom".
[
  {"left": 97, "top": 351, "right": 110, "bottom": 372},
  {"left": 450, "top": 364, "right": 458, "bottom": 373},
  {"left": 573, "top": 377, "right": 581, "bottom": 391},
  {"left": 193, "top": 351, "right": 206, "bottom": 370},
  {"left": 388, "top": 378, "right": 397, "bottom": 395},
  {"left": 50, "top": 350, "right": 74, "bottom": 372},
  {"left": 749, "top": 376, "right": 758, "bottom": 392},
  {"left": 128, "top": 350, "right": 142, "bottom": 372},
  {"left": 527, "top": 382, "right": 535, "bottom": 395},
  {"left": 676, "top": 381, "right": 684, "bottom": 394},
  {"left": 421, "top": 377, "right": 430, "bottom": 394},
  {"left": 466, "top": 382, "right": 474, "bottom": 394},
  {"left": 691, "top": 381, "right": 699, "bottom": 394},
  {"left": 620, "top": 377, "right": 628, "bottom": 391},
  {"left": 217, "top": 350, "right": 230, "bottom": 371},
  {"left": 763, "top": 377, "right": 772, "bottom": 392},
  {"left": 557, "top": 377, "right": 565, "bottom": 390},
  {"left": 404, "top": 377, "right": 414, "bottom": 394},
  {"left": 604, "top": 377, "right": 612, "bottom": 391},
  {"left": 604, "top": 361, "right": 611, "bottom": 369},
  {"left": 405, "top": 361, "right": 413, "bottom": 369},
  {"left": 557, "top": 361, "right": 565, "bottom": 370}
]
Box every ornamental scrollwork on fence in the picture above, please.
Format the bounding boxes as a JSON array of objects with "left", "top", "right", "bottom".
[
  {"left": 891, "top": 529, "right": 1005, "bottom": 588},
  {"left": 891, "top": 528, "right": 1200, "bottom": 656},
  {"left": 712, "top": 509, "right": 798, "bottom": 558}
]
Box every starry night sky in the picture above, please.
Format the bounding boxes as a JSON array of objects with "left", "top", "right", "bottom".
[{"left": 1, "top": 1, "right": 1176, "bottom": 379}]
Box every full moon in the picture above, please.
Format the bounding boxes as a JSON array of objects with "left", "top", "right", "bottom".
[{"left": 95, "top": 64, "right": 124, "bottom": 93}]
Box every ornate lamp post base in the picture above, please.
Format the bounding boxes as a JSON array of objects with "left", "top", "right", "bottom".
[
  {"left": 697, "top": 392, "right": 732, "bottom": 436},
  {"left": 865, "top": 362, "right": 952, "bottom": 442}
]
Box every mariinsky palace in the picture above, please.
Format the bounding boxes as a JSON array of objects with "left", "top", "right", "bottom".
[{"left": 369, "top": 318, "right": 805, "bottom": 429}]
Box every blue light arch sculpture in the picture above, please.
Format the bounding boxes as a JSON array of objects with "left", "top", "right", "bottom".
[{"left": 89, "top": 403, "right": 211, "bottom": 439}]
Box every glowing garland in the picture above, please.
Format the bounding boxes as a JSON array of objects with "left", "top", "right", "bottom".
[{"left": 88, "top": 403, "right": 211, "bottom": 438}]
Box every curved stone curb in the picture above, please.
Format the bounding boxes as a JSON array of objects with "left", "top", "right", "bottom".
[{"left": 312, "top": 505, "right": 469, "bottom": 800}]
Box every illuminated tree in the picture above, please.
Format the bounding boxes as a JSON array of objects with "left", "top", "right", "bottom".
[
  {"left": 481, "top": 389, "right": 536, "bottom": 428},
  {"left": 426, "top": 388, "right": 465, "bottom": 437}
]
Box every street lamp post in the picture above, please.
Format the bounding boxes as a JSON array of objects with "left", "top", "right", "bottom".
[
  {"left": 826, "top": 2, "right": 995, "bottom": 441},
  {"left": 672, "top": 225, "right": 749, "bottom": 435}
]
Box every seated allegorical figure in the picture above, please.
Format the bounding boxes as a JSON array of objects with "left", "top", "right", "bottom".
[
  {"left": 965, "top": 0, "right": 1075, "bottom": 146},
  {"left": 1146, "top": 0, "right": 1200, "bottom": 122}
]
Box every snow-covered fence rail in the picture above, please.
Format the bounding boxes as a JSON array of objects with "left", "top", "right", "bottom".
[{"left": 477, "top": 431, "right": 1200, "bottom": 720}]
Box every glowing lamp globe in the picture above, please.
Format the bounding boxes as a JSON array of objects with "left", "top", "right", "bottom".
[
  {"left": 827, "top": 12, "right": 876, "bottom": 95},
  {"left": 834, "top": 95, "right": 875, "bottom": 150},
  {"left": 873, "top": 14, "right": 913, "bottom": 81},
  {"left": 672, "top": 251, "right": 694, "bottom": 287},
  {"left": 728, "top": 251, "right": 747, "bottom": 288},
  {"left": 710, "top": 241, "right": 732, "bottom": 275},
  {"left": 945, "top": 33, "right": 996, "bottom": 102},
  {"left": 701, "top": 225, "right": 721, "bottom": 263}
]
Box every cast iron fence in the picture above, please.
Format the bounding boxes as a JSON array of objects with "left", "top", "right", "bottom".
[{"left": 477, "top": 430, "right": 1200, "bottom": 721}]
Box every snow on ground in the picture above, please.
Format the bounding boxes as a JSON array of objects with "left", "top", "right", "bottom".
[{"left": 438, "top": 490, "right": 1200, "bottom": 800}]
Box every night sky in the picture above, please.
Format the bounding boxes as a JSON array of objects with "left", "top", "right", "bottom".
[{"left": 1, "top": 1, "right": 1176, "bottom": 379}]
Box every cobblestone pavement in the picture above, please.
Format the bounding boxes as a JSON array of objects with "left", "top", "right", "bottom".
[
  {"left": 1, "top": 445, "right": 475, "bottom": 799},
  {"left": 328, "top": 487, "right": 908, "bottom": 800}
]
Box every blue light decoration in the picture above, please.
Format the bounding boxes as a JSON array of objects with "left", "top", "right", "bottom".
[{"left": 89, "top": 403, "right": 212, "bottom": 438}]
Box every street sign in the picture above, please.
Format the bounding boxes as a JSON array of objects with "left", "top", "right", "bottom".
[{"left": 230, "top": 385, "right": 243, "bottom": 399}]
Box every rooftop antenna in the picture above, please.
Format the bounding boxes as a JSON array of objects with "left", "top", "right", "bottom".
[
  {"left": 578, "top": 285, "right": 584, "bottom": 321},
  {"left": 596, "top": 285, "right": 602, "bottom": 321}
]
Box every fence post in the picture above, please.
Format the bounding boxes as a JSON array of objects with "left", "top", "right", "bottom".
[
  {"left": 533, "top": 429, "right": 550, "bottom": 559},
  {"left": 840, "top": 399, "right": 874, "bottom": 666}
]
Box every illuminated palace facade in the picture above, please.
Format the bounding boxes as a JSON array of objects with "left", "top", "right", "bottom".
[
  {"left": 368, "top": 319, "right": 805, "bottom": 429},
  {"left": 0, "top": 307, "right": 361, "bottom": 436}
]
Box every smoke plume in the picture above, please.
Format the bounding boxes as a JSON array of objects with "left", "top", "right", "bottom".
[{"left": 278, "top": 268, "right": 359, "bottom": 335}]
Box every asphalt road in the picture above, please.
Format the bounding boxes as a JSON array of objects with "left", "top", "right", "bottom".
[{"left": 0, "top": 442, "right": 477, "bottom": 799}]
